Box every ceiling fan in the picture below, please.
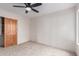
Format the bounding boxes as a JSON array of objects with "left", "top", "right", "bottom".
[{"left": 13, "top": 3, "right": 42, "bottom": 13}]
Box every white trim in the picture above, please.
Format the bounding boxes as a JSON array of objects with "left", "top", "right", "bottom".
[{"left": 76, "top": 9, "right": 79, "bottom": 45}]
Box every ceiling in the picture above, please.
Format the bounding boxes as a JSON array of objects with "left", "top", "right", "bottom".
[{"left": 0, "top": 3, "right": 76, "bottom": 18}]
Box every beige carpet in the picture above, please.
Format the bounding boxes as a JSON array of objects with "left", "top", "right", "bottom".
[{"left": 0, "top": 41, "right": 75, "bottom": 56}]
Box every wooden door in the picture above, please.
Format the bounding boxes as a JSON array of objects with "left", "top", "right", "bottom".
[{"left": 4, "top": 17, "right": 17, "bottom": 47}]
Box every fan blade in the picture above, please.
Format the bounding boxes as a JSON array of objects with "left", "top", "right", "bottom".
[
  {"left": 13, "top": 5, "right": 25, "bottom": 8},
  {"left": 24, "top": 3, "right": 31, "bottom": 7},
  {"left": 24, "top": 3, "right": 27, "bottom": 6},
  {"left": 32, "top": 8, "right": 39, "bottom": 13},
  {"left": 31, "top": 3, "right": 42, "bottom": 7},
  {"left": 25, "top": 10, "right": 28, "bottom": 13}
]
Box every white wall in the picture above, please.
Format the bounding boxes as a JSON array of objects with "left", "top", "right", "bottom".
[
  {"left": 0, "top": 8, "right": 30, "bottom": 44},
  {"left": 30, "top": 7, "right": 76, "bottom": 52},
  {"left": 75, "top": 4, "right": 79, "bottom": 55}
]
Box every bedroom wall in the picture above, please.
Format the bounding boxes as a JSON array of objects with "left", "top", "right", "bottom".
[
  {"left": 75, "top": 4, "right": 79, "bottom": 55},
  {"left": 0, "top": 8, "right": 30, "bottom": 44},
  {"left": 30, "top": 7, "right": 76, "bottom": 52}
]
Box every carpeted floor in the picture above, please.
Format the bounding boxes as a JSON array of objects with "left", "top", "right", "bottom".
[{"left": 0, "top": 41, "right": 75, "bottom": 56}]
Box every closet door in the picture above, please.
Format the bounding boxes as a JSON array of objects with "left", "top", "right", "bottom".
[
  {"left": 11, "top": 19, "right": 17, "bottom": 45},
  {"left": 4, "top": 18, "right": 17, "bottom": 47}
]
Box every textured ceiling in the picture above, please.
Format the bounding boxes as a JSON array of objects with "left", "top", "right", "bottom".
[{"left": 0, "top": 3, "right": 76, "bottom": 18}]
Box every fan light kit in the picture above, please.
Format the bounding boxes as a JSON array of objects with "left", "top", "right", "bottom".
[
  {"left": 13, "top": 3, "right": 42, "bottom": 13},
  {"left": 25, "top": 7, "right": 31, "bottom": 11}
]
